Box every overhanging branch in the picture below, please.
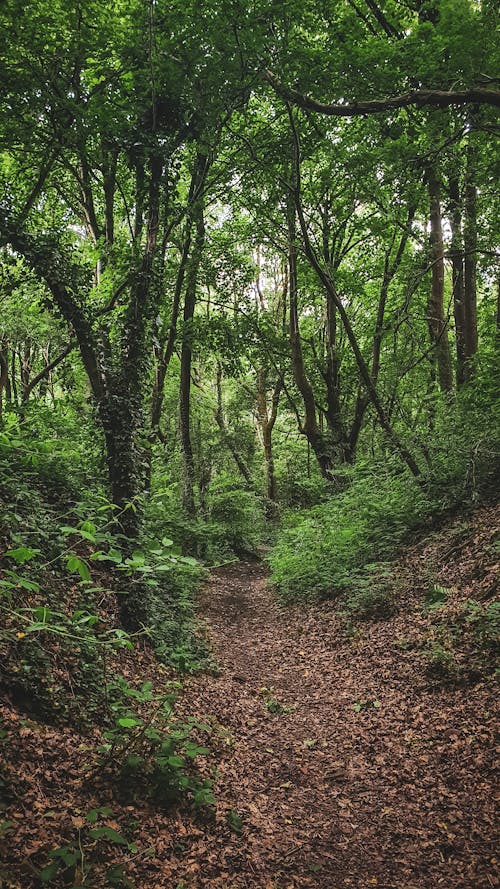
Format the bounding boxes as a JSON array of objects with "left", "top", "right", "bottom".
[{"left": 264, "top": 71, "right": 500, "bottom": 117}]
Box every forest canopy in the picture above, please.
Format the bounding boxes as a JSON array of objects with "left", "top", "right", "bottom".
[{"left": 0, "top": 0, "right": 498, "bottom": 605}]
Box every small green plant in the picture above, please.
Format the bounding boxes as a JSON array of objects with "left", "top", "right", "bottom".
[
  {"left": 259, "top": 686, "right": 292, "bottom": 715},
  {"left": 95, "top": 676, "right": 214, "bottom": 808},
  {"left": 461, "top": 599, "right": 499, "bottom": 649},
  {"left": 269, "top": 463, "right": 435, "bottom": 603},
  {"left": 38, "top": 808, "right": 140, "bottom": 885},
  {"left": 353, "top": 699, "right": 381, "bottom": 713},
  {"left": 342, "top": 563, "right": 396, "bottom": 619},
  {"left": 424, "top": 585, "right": 452, "bottom": 611},
  {"left": 226, "top": 808, "right": 245, "bottom": 835},
  {"left": 424, "top": 641, "right": 459, "bottom": 679}
]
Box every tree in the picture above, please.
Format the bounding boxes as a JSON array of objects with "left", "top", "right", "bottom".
[{"left": 0, "top": 0, "right": 257, "bottom": 538}]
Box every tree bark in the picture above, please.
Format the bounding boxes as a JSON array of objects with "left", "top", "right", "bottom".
[
  {"left": 463, "top": 143, "right": 478, "bottom": 377},
  {"left": 22, "top": 342, "right": 75, "bottom": 403},
  {"left": 256, "top": 366, "right": 282, "bottom": 502},
  {"left": 214, "top": 365, "right": 253, "bottom": 487},
  {"left": 287, "top": 188, "right": 337, "bottom": 479},
  {"left": 265, "top": 71, "right": 500, "bottom": 117},
  {"left": 448, "top": 173, "right": 466, "bottom": 385},
  {"left": 150, "top": 228, "right": 191, "bottom": 438},
  {"left": 427, "top": 167, "right": 453, "bottom": 393},
  {"left": 179, "top": 155, "right": 207, "bottom": 516},
  {"left": 150, "top": 157, "right": 206, "bottom": 439},
  {"left": 0, "top": 346, "right": 8, "bottom": 416}
]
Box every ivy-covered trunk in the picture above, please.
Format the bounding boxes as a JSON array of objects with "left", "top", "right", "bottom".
[{"left": 99, "top": 386, "right": 146, "bottom": 542}]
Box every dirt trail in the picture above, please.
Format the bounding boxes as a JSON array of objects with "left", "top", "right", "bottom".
[
  {"left": 0, "top": 509, "right": 497, "bottom": 888},
  {"left": 177, "top": 548, "right": 497, "bottom": 889}
]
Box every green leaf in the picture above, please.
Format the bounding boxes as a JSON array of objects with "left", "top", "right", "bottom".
[
  {"left": 80, "top": 521, "right": 97, "bottom": 535},
  {"left": 4, "top": 570, "right": 40, "bottom": 592},
  {"left": 166, "top": 755, "right": 185, "bottom": 768},
  {"left": 51, "top": 847, "right": 78, "bottom": 866},
  {"left": 66, "top": 555, "right": 91, "bottom": 582},
  {"left": 86, "top": 806, "right": 114, "bottom": 823},
  {"left": 193, "top": 785, "right": 215, "bottom": 807},
  {"left": 182, "top": 742, "right": 210, "bottom": 759},
  {"left": 60, "top": 525, "right": 80, "bottom": 536},
  {"left": 226, "top": 809, "right": 244, "bottom": 834},
  {"left": 5, "top": 546, "right": 40, "bottom": 564},
  {"left": 106, "top": 863, "right": 134, "bottom": 888},
  {"left": 117, "top": 717, "right": 142, "bottom": 728},
  {"left": 72, "top": 611, "right": 99, "bottom": 626},
  {"left": 89, "top": 826, "right": 128, "bottom": 845},
  {"left": 39, "top": 861, "right": 59, "bottom": 882}
]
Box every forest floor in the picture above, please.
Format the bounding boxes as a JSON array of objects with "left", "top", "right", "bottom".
[{"left": 0, "top": 504, "right": 498, "bottom": 888}]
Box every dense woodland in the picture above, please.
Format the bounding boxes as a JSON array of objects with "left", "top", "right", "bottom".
[{"left": 0, "top": 1, "right": 498, "bottom": 887}]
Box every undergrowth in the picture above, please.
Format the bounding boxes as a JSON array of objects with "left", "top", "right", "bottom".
[
  {"left": 269, "top": 463, "right": 435, "bottom": 602},
  {"left": 269, "top": 357, "right": 500, "bottom": 606}
]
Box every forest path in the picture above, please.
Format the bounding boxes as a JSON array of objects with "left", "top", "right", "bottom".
[{"left": 177, "top": 555, "right": 496, "bottom": 889}]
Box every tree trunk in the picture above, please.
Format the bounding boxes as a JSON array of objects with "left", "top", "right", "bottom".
[
  {"left": 214, "top": 365, "right": 253, "bottom": 486},
  {"left": 179, "top": 156, "right": 207, "bottom": 517},
  {"left": 324, "top": 290, "right": 350, "bottom": 461},
  {"left": 427, "top": 167, "right": 453, "bottom": 394},
  {"left": 22, "top": 342, "right": 74, "bottom": 403},
  {"left": 463, "top": 144, "right": 478, "bottom": 377},
  {"left": 448, "top": 174, "right": 466, "bottom": 385},
  {"left": 0, "top": 346, "right": 8, "bottom": 416},
  {"left": 286, "top": 187, "right": 338, "bottom": 478},
  {"left": 150, "top": 157, "right": 205, "bottom": 439},
  {"left": 99, "top": 389, "right": 144, "bottom": 541},
  {"left": 150, "top": 229, "right": 191, "bottom": 438},
  {"left": 256, "top": 366, "right": 282, "bottom": 502}
]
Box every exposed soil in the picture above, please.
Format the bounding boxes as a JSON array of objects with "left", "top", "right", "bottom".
[{"left": 0, "top": 505, "right": 498, "bottom": 888}]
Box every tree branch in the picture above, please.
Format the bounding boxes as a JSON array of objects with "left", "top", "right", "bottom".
[
  {"left": 23, "top": 341, "right": 76, "bottom": 402},
  {"left": 264, "top": 71, "right": 500, "bottom": 116}
]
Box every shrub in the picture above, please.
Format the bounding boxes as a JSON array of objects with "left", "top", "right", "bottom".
[
  {"left": 269, "top": 461, "right": 435, "bottom": 602},
  {"left": 146, "top": 472, "right": 266, "bottom": 564}
]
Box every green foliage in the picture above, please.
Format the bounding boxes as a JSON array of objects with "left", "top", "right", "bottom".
[
  {"left": 461, "top": 599, "right": 499, "bottom": 649},
  {"left": 424, "top": 339, "right": 500, "bottom": 502},
  {"left": 226, "top": 808, "right": 245, "bottom": 835},
  {"left": 276, "top": 462, "right": 330, "bottom": 509},
  {"left": 424, "top": 639, "right": 459, "bottom": 681},
  {"left": 147, "top": 473, "right": 266, "bottom": 564},
  {"left": 96, "top": 675, "right": 215, "bottom": 809},
  {"left": 341, "top": 563, "right": 396, "bottom": 619},
  {"left": 269, "top": 463, "right": 434, "bottom": 602},
  {"left": 259, "top": 686, "right": 292, "bottom": 716},
  {"left": 38, "top": 807, "right": 143, "bottom": 886},
  {"left": 205, "top": 478, "right": 266, "bottom": 560},
  {"left": 353, "top": 699, "right": 381, "bottom": 713},
  {"left": 424, "top": 585, "right": 452, "bottom": 611},
  {"left": 423, "top": 596, "right": 498, "bottom": 684},
  {"left": 0, "top": 452, "right": 205, "bottom": 733}
]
